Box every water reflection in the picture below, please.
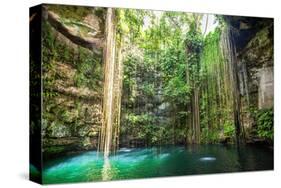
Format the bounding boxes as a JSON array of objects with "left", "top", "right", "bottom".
[
  {"left": 199, "top": 157, "right": 216, "bottom": 161},
  {"left": 102, "top": 157, "right": 112, "bottom": 181},
  {"left": 43, "top": 145, "right": 273, "bottom": 184}
]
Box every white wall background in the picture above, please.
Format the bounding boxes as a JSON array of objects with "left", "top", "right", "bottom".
[{"left": 0, "top": 0, "right": 280, "bottom": 187}]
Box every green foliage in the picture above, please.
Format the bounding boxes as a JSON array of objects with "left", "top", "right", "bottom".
[
  {"left": 200, "top": 28, "right": 224, "bottom": 71},
  {"left": 138, "top": 125, "right": 166, "bottom": 145},
  {"left": 157, "top": 16, "right": 191, "bottom": 106},
  {"left": 74, "top": 48, "right": 102, "bottom": 89},
  {"left": 256, "top": 108, "right": 274, "bottom": 140},
  {"left": 201, "top": 128, "right": 220, "bottom": 144},
  {"left": 42, "top": 21, "right": 102, "bottom": 91},
  {"left": 160, "top": 47, "right": 187, "bottom": 78},
  {"left": 185, "top": 28, "right": 203, "bottom": 55},
  {"left": 142, "top": 84, "right": 155, "bottom": 97},
  {"left": 223, "top": 121, "right": 235, "bottom": 138},
  {"left": 198, "top": 26, "right": 234, "bottom": 144},
  {"left": 163, "top": 77, "right": 190, "bottom": 104},
  {"left": 116, "top": 9, "right": 151, "bottom": 44},
  {"left": 122, "top": 54, "right": 139, "bottom": 105},
  {"left": 123, "top": 113, "right": 165, "bottom": 145},
  {"left": 48, "top": 5, "right": 93, "bottom": 21},
  {"left": 185, "top": 24, "right": 203, "bottom": 86},
  {"left": 121, "top": 12, "right": 208, "bottom": 146},
  {"left": 42, "top": 22, "right": 56, "bottom": 67},
  {"left": 126, "top": 113, "right": 154, "bottom": 125}
]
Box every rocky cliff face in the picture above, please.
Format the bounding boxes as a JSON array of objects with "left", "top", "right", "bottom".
[
  {"left": 238, "top": 24, "right": 273, "bottom": 109},
  {"left": 227, "top": 16, "right": 274, "bottom": 139},
  {"left": 42, "top": 5, "right": 105, "bottom": 158}
]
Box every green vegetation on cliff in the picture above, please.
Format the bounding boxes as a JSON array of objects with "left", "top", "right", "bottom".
[{"left": 41, "top": 5, "right": 274, "bottom": 158}]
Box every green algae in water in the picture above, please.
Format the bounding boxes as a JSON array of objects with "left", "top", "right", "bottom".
[{"left": 42, "top": 145, "right": 273, "bottom": 184}]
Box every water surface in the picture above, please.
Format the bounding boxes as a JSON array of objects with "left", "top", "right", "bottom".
[{"left": 42, "top": 144, "right": 273, "bottom": 184}]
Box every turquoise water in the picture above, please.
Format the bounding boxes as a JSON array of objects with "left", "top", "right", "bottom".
[{"left": 42, "top": 145, "right": 273, "bottom": 184}]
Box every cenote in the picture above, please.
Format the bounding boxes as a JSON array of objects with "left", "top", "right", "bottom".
[
  {"left": 42, "top": 145, "right": 273, "bottom": 184},
  {"left": 29, "top": 4, "right": 274, "bottom": 184}
]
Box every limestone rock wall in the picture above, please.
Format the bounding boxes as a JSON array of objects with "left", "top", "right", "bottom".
[
  {"left": 236, "top": 20, "right": 273, "bottom": 138},
  {"left": 42, "top": 5, "right": 105, "bottom": 158}
]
